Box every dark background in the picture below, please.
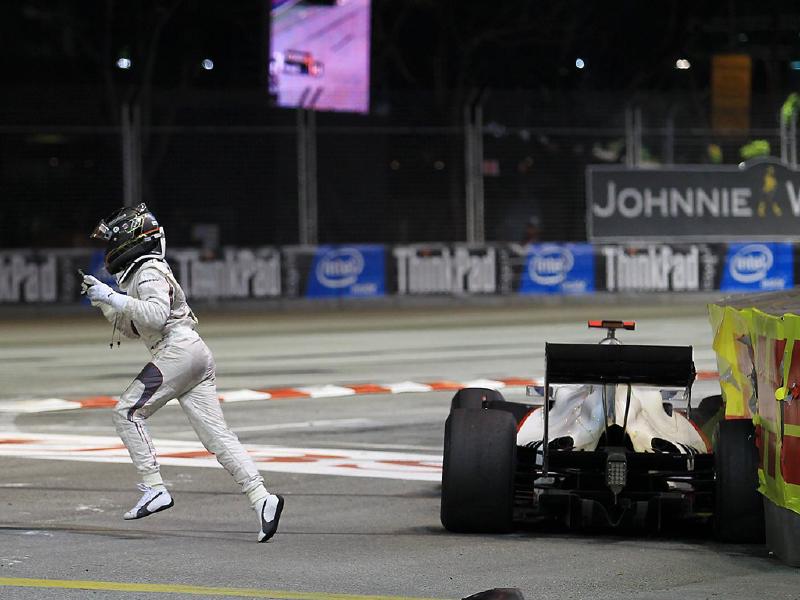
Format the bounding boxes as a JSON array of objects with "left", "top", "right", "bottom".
[{"left": 2, "top": 0, "right": 800, "bottom": 248}]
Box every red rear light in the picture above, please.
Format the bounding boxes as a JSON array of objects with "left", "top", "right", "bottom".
[{"left": 588, "top": 320, "right": 636, "bottom": 330}]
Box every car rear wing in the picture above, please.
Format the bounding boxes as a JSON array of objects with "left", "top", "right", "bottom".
[
  {"left": 540, "top": 343, "right": 696, "bottom": 476},
  {"left": 545, "top": 343, "right": 696, "bottom": 388}
]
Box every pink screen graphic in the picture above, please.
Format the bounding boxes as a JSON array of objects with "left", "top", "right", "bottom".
[{"left": 270, "top": 0, "right": 371, "bottom": 113}]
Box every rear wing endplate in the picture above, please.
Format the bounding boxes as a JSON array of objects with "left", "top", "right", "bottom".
[{"left": 545, "top": 343, "right": 696, "bottom": 388}]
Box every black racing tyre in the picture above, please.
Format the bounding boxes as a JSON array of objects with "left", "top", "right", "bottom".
[
  {"left": 440, "top": 408, "right": 517, "bottom": 533},
  {"left": 713, "top": 419, "right": 765, "bottom": 543},
  {"left": 450, "top": 387, "right": 506, "bottom": 412},
  {"left": 697, "top": 394, "right": 724, "bottom": 417},
  {"left": 691, "top": 394, "right": 725, "bottom": 441}
]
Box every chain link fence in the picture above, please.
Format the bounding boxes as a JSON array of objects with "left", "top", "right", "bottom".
[
  {"left": 0, "top": 128, "right": 122, "bottom": 247},
  {"left": 146, "top": 126, "right": 299, "bottom": 247},
  {"left": 0, "top": 90, "right": 792, "bottom": 249},
  {"left": 317, "top": 127, "right": 466, "bottom": 243}
]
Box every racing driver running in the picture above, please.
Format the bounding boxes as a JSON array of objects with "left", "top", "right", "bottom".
[{"left": 82, "top": 203, "right": 283, "bottom": 542}]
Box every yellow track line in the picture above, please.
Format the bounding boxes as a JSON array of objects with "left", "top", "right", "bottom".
[{"left": 0, "top": 577, "right": 450, "bottom": 600}]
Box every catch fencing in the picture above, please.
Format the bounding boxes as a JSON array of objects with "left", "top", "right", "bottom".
[{"left": 0, "top": 90, "right": 794, "bottom": 251}]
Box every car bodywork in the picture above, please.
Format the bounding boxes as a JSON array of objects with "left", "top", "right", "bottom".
[
  {"left": 517, "top": 333, "right": 713, "bottom": 528},
  {"left": 517, "top": 383, "right": 709, "bottom": 455},
  {"left": 440, "top": 320, "right": 755, "bottom": 535}
]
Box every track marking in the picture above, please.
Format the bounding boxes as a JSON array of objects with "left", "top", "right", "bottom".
[
  {"left": 232, "top": 418, "right": 374, "bottom": 433},
  {"left": 218, "top": 390, "right": 271, "bottom": 403},
  {"left": 0, "top": 398, "right": 83, "bottom": 413},
  {"left": 0, "top": 372, "right": 720, "bottom": 414},
  {"left": 313, "top": 442, "right": 442, "bottom": 452},
  {"left": 296, "top": 385, "right": 358, "bottom": 398},
  {"left": 0, "top": 577, "right": 450, "bottom": 600},
  {"left": 0, "top": 432, "right": 442, "bottom": 482}
]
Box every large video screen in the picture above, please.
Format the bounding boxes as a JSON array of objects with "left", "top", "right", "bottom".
[{"left": 269, "top": 0, "right": 371, "bottom": 113}]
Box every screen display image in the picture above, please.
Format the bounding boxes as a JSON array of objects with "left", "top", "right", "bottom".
[{"left": 270, "top": 0, "right": 371, "bottom": 113}]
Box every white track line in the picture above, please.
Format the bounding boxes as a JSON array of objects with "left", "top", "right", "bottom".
[
  {"left": 232, "top": 418, "right": 374, "bottom": 433},
  {"left": 0, "top": 432, "right": 442, "bottom": 482}
]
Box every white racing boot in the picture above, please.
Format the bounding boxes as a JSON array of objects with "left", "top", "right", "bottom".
[
  {"left": 255, "top": 494, "right": 284, "bottom": 543},
  {"left": 124, "top": 483, "right": 174, "bottom": 520}
]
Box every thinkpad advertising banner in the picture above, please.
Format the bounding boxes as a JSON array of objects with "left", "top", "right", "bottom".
[
  {"left": 0, "top": 251, "right": 58, "bottom": 303},
  {"left": 391, "top": 245, "right": 500, "bottom": 294},
  {"left": 587, "top": 159, "right": 800, "bottom": 241},
  {"left": 596, "top": 243, "right": 722, "bottom": 292},
  {"left": 170, "top": 248, "right": 282, "bottom": 300},
  {"left": 2, "top": 242, "right": 797, "bottom": 304}
]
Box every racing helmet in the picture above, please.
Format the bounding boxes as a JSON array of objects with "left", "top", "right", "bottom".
[{"left": 90, "top": 203, "right": 165, "bottom": 275}]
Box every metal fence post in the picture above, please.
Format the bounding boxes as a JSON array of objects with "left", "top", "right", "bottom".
[
  {"left": 464, "top": 97, "right": 485, "bottom": 244},
  {"left": 624, "top": 106, "right": 642, "bottom": 168},
  {"left": 625, "top": 106, "right": 633, "bottom": 168},
  {"left": 296, "top": 107, "right": 318, "bottom": 245},
  {"left": 464, "top": 104, "right": 475, "bottom": 243},
  {"left": 297, "top": 108, "right": 308, "bottom": 244},
  {"left": 307, "top": 108, "right": 318, "bottom": 245},
  {"left": 634, "top": 107, "right": 643, "bottom": 166},
  {"left": 663, "top": 110, "right": 675, "bottom": 166},
  {"left": 121, "top": 103, "right": 142, "bottom": 207},
  {"left": 474, "top": 102, "right": 485, "bottom": 243}
]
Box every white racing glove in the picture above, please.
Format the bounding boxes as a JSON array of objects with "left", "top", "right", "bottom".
[{"left": 82, "top": 275, "right": 129, "bottom": 312}]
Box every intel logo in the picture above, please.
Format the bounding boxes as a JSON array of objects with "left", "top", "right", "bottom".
[
  {"left": 730, "top": 244, "right": 773, "bottom": 284},
  {"left": 528, "top": 245, "right": 574, "bottom": 285},
  {"left": 316, "top": 248, "right": 364, "bottom": 288}
]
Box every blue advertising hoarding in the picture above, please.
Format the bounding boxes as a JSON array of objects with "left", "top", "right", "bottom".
[
  {"left": 519, "top": 243, "right": 595, "bottom": 295},
  {"left": 81, "top": 250, "right": 119, "bottom": 305},
  {"left": 720, "top": 242, "right": 794, "bottom": 292},
  {"left": 87, "top": 250, "right": 116, "bottom": 286},
  {"left": 306, "top": 245, "right": 386, "bottom": 298}
]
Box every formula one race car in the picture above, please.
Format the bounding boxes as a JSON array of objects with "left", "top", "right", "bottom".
[
  {"left": 283, "top": 49, "right": 324, "bottom": 77},
  {"left": 440, "top": 320, "right": 764, "bottom": 541}
]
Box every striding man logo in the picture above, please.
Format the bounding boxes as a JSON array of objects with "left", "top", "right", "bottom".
[{"left": 757, "top": 165, "right": 782, "bottom": 218}]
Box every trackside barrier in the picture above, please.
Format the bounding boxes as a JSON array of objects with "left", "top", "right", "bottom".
[
  {"left": 709, "top": 300, "right": 800, "bottom": 565},
  {"left": 0, "top": 241, "right": 798, "bottom": 304},
  {"left": 708, "top": 305, "right": 755, "bottom": 420}
]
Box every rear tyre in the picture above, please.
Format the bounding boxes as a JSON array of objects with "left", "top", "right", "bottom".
[
  {"left": 450, "top": 387, "right": 506, "bottom": 412},
  {"left": 692, "top": 394, "right": 724, "bottom": 435},
  {"left": 441, "top": 408, "right": 516, "bottom": 533},
  {"left": 714, "top": 419, "right": 765, "bottom": 543}
]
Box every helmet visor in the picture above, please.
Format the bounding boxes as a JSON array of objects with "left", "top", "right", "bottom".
[{"left": 90, "top": 220, "right": 112, "bottom": 241}]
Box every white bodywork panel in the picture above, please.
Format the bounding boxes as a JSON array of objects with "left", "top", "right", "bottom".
[{"left": 516, "top": 384, "right": 709, "bottom": 454}]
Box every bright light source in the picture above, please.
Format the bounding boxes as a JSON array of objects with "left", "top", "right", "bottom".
[
  {"left": 575, "top": 58, "right": 585, "bottom": 69},
  {"left": 201, "top": 58, "right": 214, "bottom": 71},
  {"left": 675, "top": 58, "right": 691, "bottom": 70},
  {"left": 116, "top": 57, "right": 131, "bottom": 70},
  {"left": 791, "top": 61, "right": 800, "bottom": 71}
]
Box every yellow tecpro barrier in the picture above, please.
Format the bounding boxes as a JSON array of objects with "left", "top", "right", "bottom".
[{"left": 708, "top": 302, "right": 800, "bottom": 515}]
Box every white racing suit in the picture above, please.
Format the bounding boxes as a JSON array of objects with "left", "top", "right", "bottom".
[{"left": 97, "top": 258, "right": 264, "bottom": 496}]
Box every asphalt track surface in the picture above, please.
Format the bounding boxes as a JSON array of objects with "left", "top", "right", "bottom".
[{"left": 1, "top": 300, "right": 799, "bottom": 599}]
